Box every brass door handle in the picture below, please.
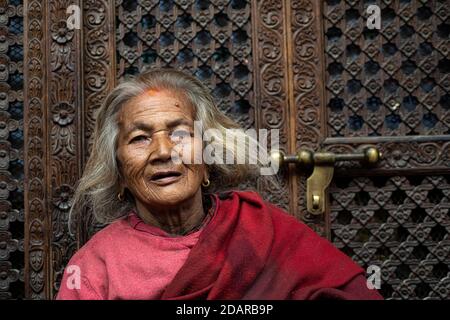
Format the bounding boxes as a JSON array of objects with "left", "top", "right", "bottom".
[
  {"left": 270, "top": 147, "right": 382, "bottom": 215},
  {"left": 270, "top": 147, "right": 382, "bottom": 168}
]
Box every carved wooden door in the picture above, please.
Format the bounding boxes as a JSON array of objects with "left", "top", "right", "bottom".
[
  {"left": 320, "top": 1, "right": 450, "bottom": 300},
  {"left": 0, "top": 0, "right": 446, "bottom": 300}
]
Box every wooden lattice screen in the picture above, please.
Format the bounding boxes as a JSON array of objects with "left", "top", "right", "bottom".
[
  {"left": 323, "top": 0, "right": 450, "bottom": 299},
  {"left": 0, "top": 0, "right": 448, "bottom": 300}
]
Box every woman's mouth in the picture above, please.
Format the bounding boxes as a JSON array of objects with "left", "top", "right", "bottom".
[{"left": 149, "top": 171, "right": 182, "bottom": 186}]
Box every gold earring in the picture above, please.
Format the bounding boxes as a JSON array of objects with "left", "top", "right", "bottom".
[
  {"left": 117, "top": 192, "right": 124, "bottom": 201},
  {"left": 202, "top": 178, "right": 210, "bottom": 188}
]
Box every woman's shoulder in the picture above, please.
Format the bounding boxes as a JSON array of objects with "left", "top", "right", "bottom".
[
  {"left": 58, "top": 217, "right": 131, "bottom": 299},
  {"left": 230, "top": 190, "right": 365, "bottom": 271},
  {"left": 225, "top": 190, "right": 299, "bottom": 217},
  {"left": 226, "top": 189, "right": 324, "bottom": 234},
  {"left": 67, "top": 216, "right": 131, "bottom": 264}
]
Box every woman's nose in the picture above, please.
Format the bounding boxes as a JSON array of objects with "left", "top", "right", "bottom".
[{"left": 149, "top": 132, "right": 173, "bottom": 163}]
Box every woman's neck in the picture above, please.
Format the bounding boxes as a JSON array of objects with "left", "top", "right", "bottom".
[{"left": 134, "top": 190, "right": 205, "bottom": 236}]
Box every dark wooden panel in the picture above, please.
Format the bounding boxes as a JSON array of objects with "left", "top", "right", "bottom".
[
  {"left": 0, "top": 0, "right": 24, "bottom": 300},
  {"left": 116, "top": 0, "right": 255, "bottom": 129},
  {"left": 330, "top": 174, "right": 450, "bottom": 299},
  {"left": 80, "top": 0, "right": 116, "bottom": 244},
  {"left": 24, "top": 0, "right": 116, "bottom": 299},
  {"left": 322, "top": 0, "right": 450, "bottom": 300},
  {"left": 290, "top": 0, "right": 328, "bottom": 235},
  {"left": 251, "top": 0, "right": 293, "bottom": 214},
  {"left": 322, "top": 0, "right": 450, "bottom": 173},
  {"left": 24, "top": 0, "right": 49, "bottom": 300}
]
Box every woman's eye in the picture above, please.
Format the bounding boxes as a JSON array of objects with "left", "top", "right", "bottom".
[
  {"left": 130, "top": 135, "right": 150, "bottom": 144},
  {"left": 171, "top": 130, "right": 192, "bottom": 142}
]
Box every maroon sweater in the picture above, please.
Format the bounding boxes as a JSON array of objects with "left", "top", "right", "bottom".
[{"left": 57, "top": 191, "right": 383, "bottom": 300}]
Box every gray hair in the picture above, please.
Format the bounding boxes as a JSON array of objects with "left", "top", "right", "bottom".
[{"left": 69, "top": 68, "right": 270, "bottom": 229}]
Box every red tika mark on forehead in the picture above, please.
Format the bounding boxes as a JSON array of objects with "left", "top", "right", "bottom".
[
  {"left": 142, "top": 88, "right": 182, "bottom": 108},
  {"left": 145, "top": 88, "right": 160, "bottom": 96}
]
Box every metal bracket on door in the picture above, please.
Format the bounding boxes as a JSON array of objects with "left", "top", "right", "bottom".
[{"left": 270, "top": 147, "right": 382, "bottom": 215}]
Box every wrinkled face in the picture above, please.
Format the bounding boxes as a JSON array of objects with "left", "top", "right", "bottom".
[{"left": 116, "top": 89, "right": 207, "bottom": 209}]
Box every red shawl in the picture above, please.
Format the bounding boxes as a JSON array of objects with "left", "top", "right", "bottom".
[{"left": 161, "top": 191, "right": 383, "bottom": 300}]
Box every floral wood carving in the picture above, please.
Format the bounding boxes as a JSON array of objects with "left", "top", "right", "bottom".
[{"left": 24, "top": 0, "right": 115, "bottom": 299}]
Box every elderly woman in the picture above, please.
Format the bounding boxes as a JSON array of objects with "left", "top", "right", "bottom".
[{"left": 57, "top": 69, "right": 382, "bottom": 300}]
